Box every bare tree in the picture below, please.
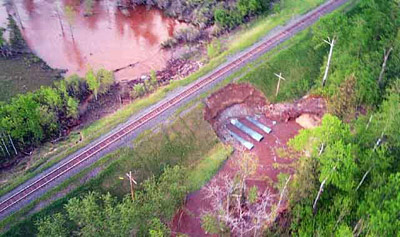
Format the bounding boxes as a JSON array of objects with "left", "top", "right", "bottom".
[
  {"left": 202, "top": 153, "right": 291, "bottom": 236},
  {"left": 377, "top": 47, "right": 393, "bottom": 86},
  {"left": 64, "top": 5, "right": 76, "bottom": 41},
  {"left": 203, "top": 175, "right": 275, "bottom": 236},
  {"left": 0, "top": 133, "right": 10, "bottom": 157},
  {"left": 322, "top": 37, "right": 336, "bottom": 87},
  {"left": 9, "top": 0, "right": 24, "bottom": 29},
  {"left": 55, "top": 1, "right": 65, "bottom": 36},
  {"left": 7, "top": 133, "right": 17, "bottom": 155}
]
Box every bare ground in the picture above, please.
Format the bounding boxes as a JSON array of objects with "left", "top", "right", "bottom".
[{"left": 171, "top": 83, "right": 326, "bottom": 235}]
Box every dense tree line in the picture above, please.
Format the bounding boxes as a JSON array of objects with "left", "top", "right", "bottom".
[
  {"left": 312, "top": 0, "right": 400, "bottom": 117},
  {"left": 281, "top": 0, "right": 400, "bottom": 235},
  {"left": 128, "top": 0, "right": 270, "bottom": 29},
  {"left": 0, "top": 69, "right": 114, "bottom": 161},
  {"left": 287, "top": 83, "right": 399, "bottom": 236},
  {"left": 36, "top": 166, "right": 187, "bottom": 236}
]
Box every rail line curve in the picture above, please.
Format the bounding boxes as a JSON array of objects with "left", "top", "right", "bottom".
[{"left": 0, "top": 0, "right": 346, "bottom": 216}]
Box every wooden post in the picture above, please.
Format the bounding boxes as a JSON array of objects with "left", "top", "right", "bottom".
[
  {"left": 322, "top": 37, "right": 336, "bottom": 87},
  {"left": 378, "top": 47, "right": 393, "bottom": 86},
  {"left": 126, "top": 171, "right": 137, "bottom": 201},
  {"left": 274, "top": 73, "right": 286, "bottom": 97}
]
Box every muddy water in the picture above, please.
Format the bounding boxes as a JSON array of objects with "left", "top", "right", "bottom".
[{"left": 4, "top": 0, "right": 182, "bottom": 81}]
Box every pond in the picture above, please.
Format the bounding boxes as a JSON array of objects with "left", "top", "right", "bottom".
[{"left": 4, "top": 0, "right": 183, "bottom": 81}]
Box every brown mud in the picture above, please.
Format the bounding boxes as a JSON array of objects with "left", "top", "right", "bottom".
[
  {"left": 171, "top": 83, "right": 326, "bottom": 236},
  {"left": 4, "top": 0, "right": 185, "bottom": 80}
]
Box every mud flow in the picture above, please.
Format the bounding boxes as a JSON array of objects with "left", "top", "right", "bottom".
[
  {"left": 172, "top": 83, "right": 326, "bottom": 236},
  {"left": 4, "top": 0, "right": 185, "bottom": 80}
]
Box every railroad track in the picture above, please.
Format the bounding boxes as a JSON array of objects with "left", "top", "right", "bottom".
[{"left": 0, "top": 0, "right": 346, "bottom": 216}]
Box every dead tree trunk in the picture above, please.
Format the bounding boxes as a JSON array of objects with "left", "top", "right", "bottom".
[
  {"left": 55, "top": 5, "right": 65, "bottom": 36},
  {"left": 322, "top": 37, "right": 336, "bottom": 87},
  {"left": 355, "top": 166, "right": 372, "bottom": 191},
  {"left": 0, "top": 133, "right": 10, "bottom": 157},
  {"left": 378, "top": 47, "right": 393, "bottom": 86},
  {"left": 8, "top": 134, "right": 17, "bottom": 155},
  {"left": 313, "top": 166, "right": 336, "bottom": 212},
  {"left": 69, "top": 24, "right": 75, "bottom": 42},
  {"left": 11, "top": 0, "right": 24, "bottom": 30},
  {"left": 277, "top": 175, "right": 292, "bottom": 209}
]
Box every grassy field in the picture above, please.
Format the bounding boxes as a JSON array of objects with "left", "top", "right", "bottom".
[{"left": 0, "top": 0, "right": 328, "bottom": 197}]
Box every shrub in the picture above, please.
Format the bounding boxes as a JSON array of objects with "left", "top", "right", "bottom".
[
  {"left": 207, "top": 39, "right": 222, "bottom": 59},
  {"left": 130, "top": 83, "right": 146, "bottom": 98}
]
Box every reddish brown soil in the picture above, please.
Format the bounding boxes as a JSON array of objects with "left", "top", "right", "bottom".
[
  {"left": 204, "top": 83, "right": 267, "bottom": 124},
  {"left": 171, "top": 83, "right": 326, "bottom": 236}
]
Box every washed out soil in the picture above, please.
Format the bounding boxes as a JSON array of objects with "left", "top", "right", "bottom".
[{"left": 171, "top": 83, "right": 326, "bottom": 236}]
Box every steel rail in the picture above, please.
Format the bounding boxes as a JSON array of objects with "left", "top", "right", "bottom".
[{"left": 0, "top": 0, "right": 344, "bottom": 215}]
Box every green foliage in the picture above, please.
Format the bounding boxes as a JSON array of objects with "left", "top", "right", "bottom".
[
  {"left": 201, "top": 213, "right": 225, "bottom": 235},
  {"left": 0, "top": 27, "right": 5, "bottom": 47},
  {"left": 289, "top": 80, "right": 400, "bottom": 236},
  {"left": 36, "top": 213, "right": 68, "bottom": 237},
  {"left": 131, "top": 83, "right": 146, "bottom": 98},
  {"left": 214, "top": 0, "right": 267, "bottom": 29},
  {"left": 85, "top": 68, "right": 99, "bottom": 100},
  {"left": 64, "top": 5, "right": 76, "bottom": 25},
  {"left": 35, "top": 166, "right": 187, "bottom": 236},
  {"left": 148, "top": 218, "right": 170, "bottom": 237},
  {"left": 329, "top": 74, "right": 357, "bottom": 121},
  {"left": 7, "top": 15, "right": 26, "bottom": 50},
  {"left": 362, "top": 173, "right": 400, "bottom": 236},
  {"left": 248, "top": 185, "right": 258, "bottom": 204},
  {"left": 150, "top": 70, "right": 158, "bottom": 87},
  {"left": 0, "top": 78, "right": 84, "bottom": 159},
  {"left": 36, "top": 192, "right": 136, "bottom": 237},
  {"left": 313, "top": 0, "right": 400, "bottom": 106},
  {"left": 207, "top": 39, "right": 222, "bottom": 59},
  {"left": 241, "top": 30, "right": 324, "bottom": 102},
  {"left": 84, "top": 68, "right": 114, "bottom": 100}
]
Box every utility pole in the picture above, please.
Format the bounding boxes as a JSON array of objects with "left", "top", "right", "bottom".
[
  {"left": 322, "top": 37, "right": 336, "bottom": 87},
  {"left": 126, "top": 171, "right": 137, "bottom": 201},
  {"left": 274, "top": 73, "right": 286, "bottom": 97}
]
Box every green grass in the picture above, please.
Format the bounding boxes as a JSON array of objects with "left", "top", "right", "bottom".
[
  {"left": 240, "top": 30, "right": 325, "bottom": 102},
  {"left": 187, "top": 143, "right": 233, "bottom": 192}
]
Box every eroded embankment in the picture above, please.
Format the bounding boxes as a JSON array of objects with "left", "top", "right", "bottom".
[{"left": 172, "top": 83, "right": 326, "bottom": 236}]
